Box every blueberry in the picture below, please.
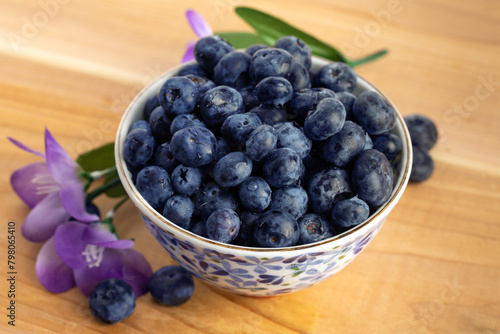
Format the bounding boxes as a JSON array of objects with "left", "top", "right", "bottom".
[
  {"left": 249, "top": 104, "right": 288, "bottom": 125},
  {"left": 183, "top": 74, "right": 216, "bottom": 95},
  {"left": 176, "top": 63, "right": 209, "bottom": 78},
  {"left": 189, "top": 220, "right": 208, "bottom": 238},
  {"left": 123, "top": 128, "right": 155, "bottom": 168},
  {"left": 194, "top": 35, "right": 235, "bottom": 75},
  {"left": 250, "top": 48, "right": 294, "bottom": 83},
  {"left": 410, "top": 145, "right": 434, "bottom": 182},
  {"left": 253, "top": 210, "right": 299, "bottom": 248},
  {"left": 372, "top": 132, "right": 402, "bottom": 160},
  {"left": 130, "top": 120, "right": 152, "bottom": 134},
  {"left": 152, "top": 141, "right": 179, "bottom": 174},
  {"left": 221, "top": 112, "right": 262, "bottom": 150},
  {"left": 89, "top": 279, "right": 135, "bottom": 324},
  {"left": 149, "top": 106, "right": 173, "bottom": 143},
  {"left": 336, "top": 92, "right": 356, "bottom": 120},
  {"left": 206, "top": 208, "right": 241, "bottom": 244},
  {"left": 148, "top": 266, "right": 194, "bottom": 306},
  {"left": 170, "top": 113, "right": 206, "bottom": 136},
  {"left": 404, "top": 114, "right": 438, "bottom": 151},
  {"left": 297, "top": 214, "right": 334, "bottom": 245},
  {"left": 136, "top": 166, "right": 174, "bottom": 211},
  {"left": 262, "top": 147, "right": 305, "bottom": 188},
  {"left": 255, "top": 76, "right": 293, "bottom": 108},
  {"left": 170, "top": 126, "right": 217, "bottom": 167},
  {"left": 171, "top": 164, "right": 203, "bottom": 196},
  {"left": 213, "top": 51, "right": 252, "bottom": 88},
  {"left": 143, "top": 95, "right": 160, "bottom": 121},
  {"left": 162, "top": 195, "right": 195, "bottom": 229},
  {"left": 234, "top": 211, "right": 259, "bottom": 246},
  {"left": 238, "top": 176, "right": 272, "bottom": 212},
  {"left": 304, "top": 97, "right": 346, "bottom": 141},
  {"left": 274, "top": 36, "right": 312, "bottom": 69},
  {"left": 158, "top": 76, "right": 200, "bottom": 116},
  {"left": 213, "top": 152, "right": 253, "bottom": 187},
  {"left": 352, "top": 149, "right": 393, "bottom": 207},
  {"left": 287, "top": 87, "right": 337, "bottom": 123},
  {"left": 274, "top": 122, "right": 312, "bottom": 158},
  {"left": 314, "top": 62, "right": 357, "bottom": 93},
  {"left": 238, "top": 87, "right": 260, "bottom": 112},
  {"left": 245, "top": 44, "right": 269, "bottom": 56},
  {"left": 286, "top": 62, "right": 311, "bottom": 91},
  {"left": 320, "top": 120, "right": 366, "bottom": 167},
  {"left": 352, "top": 91, "right": 396, "bottom": 135},
  {"left": 199, "top": 86, "right": 245, "bottom": 132},
  {"left": 307, "top": 168, "right": 353, "bottom": 215},
  {"left": 215, "top": 137, "right": 231, "bottom": 161},
  {"left": 331, "top": 197, "right": 370, "bottom": 228},
  {"left": 364, "top": 132, "right": 374, "bottom": 150},
  {"left": 194, "top": 182, "right": 239, "bottom": 220},
  {"left": 269, "top": 185, "right": 308, "bottom": 219},
  {"left": 245, "top": 124, "right": 278, "bottom": 161}
]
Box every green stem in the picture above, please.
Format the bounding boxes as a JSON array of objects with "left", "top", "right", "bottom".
[
  {"left": 350, "top": 49, "right": 389, "bottom": 68},
  {"left": 101, "top": 196, "right": 129, "bottom": 237},
  {"left": 86, "top": 176, "right": 121, "bottom": 203}
]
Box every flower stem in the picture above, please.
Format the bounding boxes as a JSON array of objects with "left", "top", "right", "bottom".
[
  {"left": 101, "top": 196, "right": 129, "bottom": 237},
  {"left": 86, "top": 176, "right": 121, "bottom": 203}
]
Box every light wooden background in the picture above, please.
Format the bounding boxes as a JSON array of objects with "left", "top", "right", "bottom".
[{"left": 1, "top": 0, "right": 499, "bottom": 333}]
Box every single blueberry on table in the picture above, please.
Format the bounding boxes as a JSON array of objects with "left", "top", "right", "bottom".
[
  {"left": 158, "top": 76, "right": 200, "bottom": 116},
  {"left": 331, "top": 196, "right": 370, "bottom": 228},
  {"left": 314, "top": 62, "right": 357, "bottom": 93},
  {"left": 245, "top": 124, "right": 278, "bottom": 162},
  {"left": 352, "top": 91, "right": 396, "bottom": 135},
  {"left": 148, "top": 266, "right": 194, "bottom": 306},
  {"left": 183, "top": 74, "right": 216, "bottom": 96},
  {"left": 250, "top": 48, "right": 294, "bottom": 83},
  {"left": 213, "top": 151, "right": 253, "bottom": 188},
  {"left": 274, "top": 35, "right": 312, "bottom": 70},
  {"left": 170, "top": 126, "right": 217, "bottom": 167},
  {"left": 274, "top": 122, "right": 312, "bottom": 158},
  {"left": 249, "top": 104, "right": 288, "bottom": 126},
  {"left": 135, "top": 166, "right": 174, "bottom": 212},
  {"left": 307, "top": 168, "right": 353, "bottom": 215},
  {"left": 320, "top": 120, "right": 366, "bottom": 167},
  {"left": 286, "top": 62, "right": 311, "bottom": 91},
  {"left": 254, "top": 76, "right": 294, "bottom": 108},
  {"left": 152, "top": 141, "right": 179, "bottom": 174},
  {"left": 221, "top": 112, "right": 262, "bottom": 150},
  {"left": 287, "top": 87, "right": 337, "bottom": 124},
  {"left": 253, "top": 210, "right": 299, "bottom": 248},
  {"left": 213, "top": 51, "right": 252, "bottom": 89},
  {"left": 194, "top": 182, "right": 239, "bottom": 220},
  {"left": 297, "top": 213, "right": 335, "bottom": 245},
  {"left": 89, "top": 279, "right": 135, "bottom": 324},
  {"left": 262, "top": 147, "right": 305, "bottom": 188},
  {"left": 199, "top": 85, "right": 245, "bottom": 132},
  {"left": 410, "top": 145, "right": 434, "bottom": 182},
  {"left": 194, "top": 35, "right": 235, "bottom": 75},
  {"left": 372, "top": 132, "right": 402, "bottom": 160},
  {"left": 238, "top": 176, "right": 272, "bottom": 212},
  {"left": 404, "top": 114, "right": 438, "bottom": 151},
  {"left": 123, "top": 128, "right": 155, "bottom": 168},
  {"left": 162, "top": 195, "right": 195, "bottom": 230},
  {"left": 170, "top": 113, "right": 206, "bottom": 136},
  {"left": 304, "top": 97, "right": 346, "bottom": 141},
  {"left": 176, "top": 62, "right": 208, "bottom": 78},
  {"left": 352, "top": 149, "right": 394, "bottom": 207},
  {"left": 206, "top": 208, "right": 241, "bottom": 244},
  {"left": 149, "top": 106, "right": 173, "bottom": 143},
  {"left": 171, "top": 164, "right": 203, "bottom": 196},
  {"left": 269, "top": 185, "right": 308, "bottom": 220},
  {"left": 245, "top": 44, "right": 269, "bottom": 56}
]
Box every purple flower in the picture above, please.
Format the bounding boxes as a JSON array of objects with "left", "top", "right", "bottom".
[
  {"left": 9, "top": 129, "right": 99, "bottom": 242},
  {"left": 182, "top": 9, "right": 213, "bottom": 63},
  {"left": 37, "top": 221, "right": 152, "bottom": 296}
]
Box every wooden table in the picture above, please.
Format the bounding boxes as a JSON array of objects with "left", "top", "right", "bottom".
[{"left": 1, "top": 0, "right": 499, "bottom": 333}]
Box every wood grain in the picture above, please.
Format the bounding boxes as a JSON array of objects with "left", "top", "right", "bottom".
[{"left": 1, "top": 0, "right": 499, "bottom": 333}]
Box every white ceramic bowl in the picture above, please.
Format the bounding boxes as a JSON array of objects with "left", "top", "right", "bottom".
[{"left": 115, "top": 57, "right": 412, "bottom": 296}]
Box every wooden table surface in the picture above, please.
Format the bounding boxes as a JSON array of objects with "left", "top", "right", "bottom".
[{"left": 1, "top": 0, "right": 499, "bottom": 333}]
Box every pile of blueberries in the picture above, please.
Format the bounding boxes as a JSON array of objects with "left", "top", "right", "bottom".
[{"left": 124, "top": 35, "right": 412, "bottom": 248}]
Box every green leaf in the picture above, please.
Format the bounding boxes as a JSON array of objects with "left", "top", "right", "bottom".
[
  {"left": 350, "top": 49, "right": 389, "bottom": 67},
  {"left": 234, "top": 7, "right": 350, "bottom": 65},
  {"left": 77, "top": 143, "right": 115, "bottom": 172},
  {"left": 103, "top": 169, "right": 126, "bottom": 198},
  {"left": 216, "top": 32, "right": 269, "bottom": 49}
]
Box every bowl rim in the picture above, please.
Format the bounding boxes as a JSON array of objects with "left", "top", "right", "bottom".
[{"left": 115, "top": 57, "right": 413, "bottom": 253}]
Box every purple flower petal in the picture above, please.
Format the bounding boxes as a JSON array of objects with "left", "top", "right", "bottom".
[
  {"left": 7, "top": 137, "right": 45, "bottom": 159},
  {"left": 53, "top": 222, "right": 89, "bottom": 269},
  {"left": 92, "top": 239, "right": 134, "bottom": 249},
  {"left": 11, "top": 162, "right": 59, "bottom": 208},
  {"left": 59, "top": 181, "right": 99, "bottom": 223},
  {"left": 22, "top": 192, "right": 71, "bottom": 242},
  {"left": 120, "top": 248, "right": 153, "bottom": 297},
  {"left": 44, "top": 128, "right": 79, "bottom": 184},
  {"left": 35, "top": 237, "right": 76, "bottom": 293},
  {"left": 181, "top": 40, "right": 196, "bottom": 63},
  {"left": 186, "top": 9, "right": 213, "bottom": 37},
  {"left": 81, "top": 223, "right": 118, "bottom": 245}
]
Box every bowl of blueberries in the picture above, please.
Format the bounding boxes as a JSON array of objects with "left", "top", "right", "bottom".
[{"left": 115, "top": 35, "right": 412, "bottom": 296}]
